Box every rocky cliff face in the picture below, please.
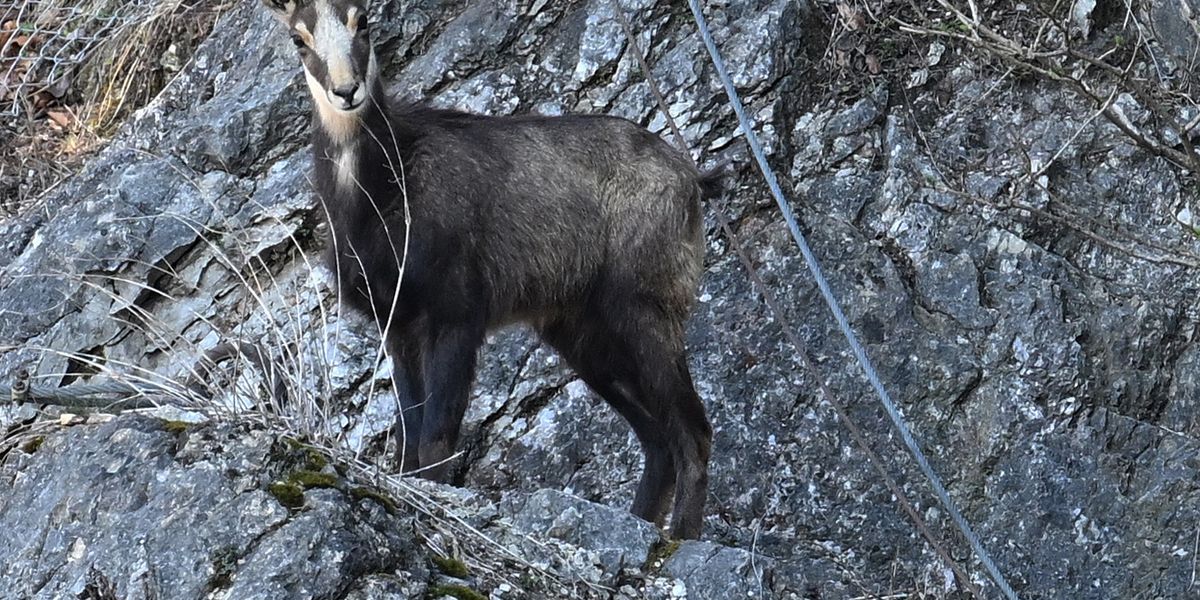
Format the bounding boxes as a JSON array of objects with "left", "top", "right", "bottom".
[
  {"left": 2, "top": 0, "right": 1200, "bottom": 598},
  {"left": 1, "top": 414, "right": 766, "bottom": 599}
]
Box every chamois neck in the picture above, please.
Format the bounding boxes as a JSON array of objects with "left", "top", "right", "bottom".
[{"left": 310, "top": 77, "right": 402, "bottom": 199}]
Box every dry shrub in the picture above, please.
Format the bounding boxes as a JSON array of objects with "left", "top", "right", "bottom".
[{"left": 0, "top": 0, "right": 230, "bottom": 216}]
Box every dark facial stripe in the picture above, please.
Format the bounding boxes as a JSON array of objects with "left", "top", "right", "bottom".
[{"left": 291, "top": 0, "right": 370, "bottom": 95}]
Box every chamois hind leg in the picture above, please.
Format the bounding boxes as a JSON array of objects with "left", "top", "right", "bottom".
[
  {"left": 417, "top": 321, "right": 485, "bottom": 482},
  {"left": 652, "top": 353, "right": 711, "bottom": 540},
  {"left": 387, "top": 333, "right": 425, "bottom": 474},
  {"left": 540, "top": 317, "right": 677, "bottom": 527},
  {"left": 612, "top": 304, "right": 711, "bottom": 538}
]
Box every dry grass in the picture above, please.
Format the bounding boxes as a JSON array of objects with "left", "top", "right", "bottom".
[{"left": 0, "top": 0, "right": 230, "bottom": 217}]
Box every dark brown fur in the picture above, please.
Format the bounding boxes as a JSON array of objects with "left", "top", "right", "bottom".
[{"left": 265, "top": 0, "right": 719, "bottom": 539}]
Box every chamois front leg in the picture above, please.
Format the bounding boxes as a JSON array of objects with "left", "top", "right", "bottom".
[
  {"left": 388, "top": 333, "right": 425, "bottom": 474},
  {"left": 416, "top": 321, "right": 486, "bottom": 481}
]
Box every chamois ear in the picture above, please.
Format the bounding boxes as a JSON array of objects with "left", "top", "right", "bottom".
[{"left": 261, "top": 0, "right": 299, "bottom": 23}]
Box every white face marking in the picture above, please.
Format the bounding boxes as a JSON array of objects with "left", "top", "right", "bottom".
[{"left": 312, "top": 1, "right": 367, "bottom": 111}]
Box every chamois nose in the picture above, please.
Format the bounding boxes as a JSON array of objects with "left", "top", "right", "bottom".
[{"left": 331, "top": 83, "right": 360, "bottom": 104}]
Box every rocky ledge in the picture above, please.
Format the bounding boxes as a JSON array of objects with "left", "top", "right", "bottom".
[{"left": 0, "top": 415, "right": 793, "bottom": 600}]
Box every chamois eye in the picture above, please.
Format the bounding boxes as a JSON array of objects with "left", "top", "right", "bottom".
[{"left": 291, "top": 33, "right": 305, "bottom": 48}]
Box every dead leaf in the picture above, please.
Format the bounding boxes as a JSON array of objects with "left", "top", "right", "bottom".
[
  {"left": 33, "top": 90, "right": 54, "bottom": 111},
  {"left": 835, "top": 48, "right": 850, "bottom": 68},
  {"left": 47, "top": 73, "right": 72, "bottom": 98},
  {"left": 47, "top": 109, "right": 72, "bottom": 129},
  {"left": 837, "top": 2, "right": 866, "bottom": 31},
  {"left": 866, "top": 54, "right": 881, "bottom": 74}
]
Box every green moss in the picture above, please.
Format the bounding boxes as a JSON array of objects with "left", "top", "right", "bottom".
[
  {"left": 268, "top": 481, "right": 305, "bottom": 509},
  {"left": 162, "top": 420, "right": 191, "bottom": 434},
  {"left": 267, "top": 438, "right": 337, "bottom": 509},
  {"left": 427, "top": 584, "right": 486, "bottom": 600},
  {"left": 280, "top": 436, "right": 328, "bottom": 470},
  {"left": 304, "top": 448, "right": 328, "bottom": 470},
  {"left": 20, "top": 436, "right": 45, "bottom": 454},
  {"left": 287, "top": 470, "right": 338, "bottom": 490},
  {"left": 933, "top": 19, "right": 971, "bottom": 34},
  {"left": 644, "top": 539, "right": 682, "bottom": 571},
  {"left": 432, "top": 555, "right": 470, "bottom": 578},
  {"left": 349, "top": 486, "right": 398, "bottom": 514}
]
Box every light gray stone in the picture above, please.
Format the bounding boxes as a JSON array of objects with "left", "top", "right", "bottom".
[{"left": 510, "top": 489, "right": 660, "bottom": 577}]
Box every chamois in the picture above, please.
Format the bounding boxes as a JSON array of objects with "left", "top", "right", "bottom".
[{"left": 262, "top": 0, "right": 721, "bottom": 539}]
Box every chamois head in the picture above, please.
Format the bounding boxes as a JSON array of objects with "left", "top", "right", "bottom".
[{"left": 263, "top": 0, "right": 378, "bottom": 142}]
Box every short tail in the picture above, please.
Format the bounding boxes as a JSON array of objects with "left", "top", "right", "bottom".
[{"left": 698, "top": 159, "right": 733, "bottom": 199}]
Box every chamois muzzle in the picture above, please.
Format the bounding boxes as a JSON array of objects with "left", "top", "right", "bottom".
[{"left": 327, "top": 79, "right": 365, "bottom": 111}]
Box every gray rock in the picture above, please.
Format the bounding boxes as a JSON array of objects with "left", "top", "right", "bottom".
[
  {"left": 662, "top": 541, "right": 773, "bottom": 599},
  {"left": 343, "top": 575, "right": 425, "bottom": 600},
  {"left": 1149, "top": 0, "right": 1200, "bottom": 61},
  {"left": 0, "top": 416, "right": 708, "bottom": 599},
  {"left": 0, "top": 417, "right": 426, "bottom": 600},
  {"left": 510, "top": 488, "right": 660, "bottom": 577},
  {"left": 825, "top": 87, "right": 888, "bottom": 137},
  {"left": 223, "top": 488, "right": 424, "bottom": 599}
]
